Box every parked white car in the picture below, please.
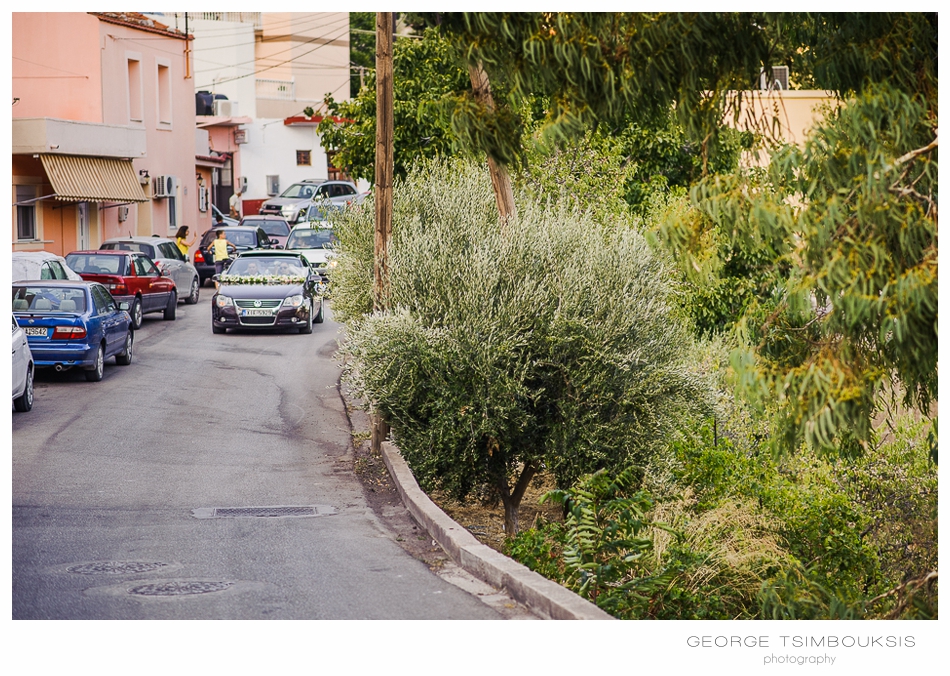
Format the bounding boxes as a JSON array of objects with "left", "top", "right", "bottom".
[
  {"left": 11, "top": 251, "right": 83, "bottom": 282},
  {"left": 12, "top": 314, "right": 34, "bottom": 412},
  {"left": 98, "top": 236, "right": 202, "bottom": 305}
]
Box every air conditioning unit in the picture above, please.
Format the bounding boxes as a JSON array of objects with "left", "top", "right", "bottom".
[
  {"left": 266, "top": 175, "right": 280, "bottom": 196},
  {"left": 237, "top": 176, "right": 247, "bottom": 194},
  {"left": 213, "top": 99, "right": 239, "bottom": 117},
  {"left": 760, "top": 66, "right": 790, "bottom": 91},
  {"left": 152, "top": 175, "right": 178, "bottom": 199},
  {"left": 117, "top": 205, "right": 129, "bottom": 222}
]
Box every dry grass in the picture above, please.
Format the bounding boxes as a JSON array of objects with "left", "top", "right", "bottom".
[{"left": 650, "top": 488, "right": 790, "bottom": 600}]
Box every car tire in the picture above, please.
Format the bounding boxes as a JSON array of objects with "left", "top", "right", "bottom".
[
  {"left": 185, "top": 278, "right": 200, "bottom": 305},
  {"left": 299, "top": 303, "right": 313, "bottom": 334},
  {"left": 314, "top": 298, "right": 325, "bottom": 324},
  {"left": 115, "top": 331, "right": 133, "bottom": 365},
  {"left": 85, "top": 344, "right": 105, "bottom": 382},
  {"left": 130, "top": 298, "right": 143, "bottom": 330},
  {"left": 13, "top": 365, "right": 34, "bottom": 412},
  {"left": 163, "top": 291, "right": 177, "bottom": 320}
]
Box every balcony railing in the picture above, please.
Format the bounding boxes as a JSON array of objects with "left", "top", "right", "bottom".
[
  {"left": 190, "top": 12, "right": 262, "bottom": 28},
  {"left": 256, "top": 78, "right": 295, "bottom": 101}
]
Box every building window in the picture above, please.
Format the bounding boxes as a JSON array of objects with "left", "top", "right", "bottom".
[
  {"left": 157, "top": 61, "right": 172, "bottom": 125},
  {"left": 127, "top": 57, "right": 143, "bottom": 122},
  {"left": 16, "top": 186, "right": 36, "bottom": 240},
  {"left": 168, "top": 195, "right": 178, "bottom": 231},
  {"left": 296, "top": 150, "right": 311, "bottom": 166}
]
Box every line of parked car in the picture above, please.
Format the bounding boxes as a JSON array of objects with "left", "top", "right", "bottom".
[{"left": 12, "top": 208, "right": 341, "bottom": 413}]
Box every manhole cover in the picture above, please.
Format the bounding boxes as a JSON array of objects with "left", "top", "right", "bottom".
[
  {"left": 68, "top": 562, "right": 168, "bottom": 575},
  {"left": 129, "top": 581, "right": 233, "bottom": 596}
]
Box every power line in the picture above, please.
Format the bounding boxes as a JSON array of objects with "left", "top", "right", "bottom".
[{"left": 195, "top": 23, "right": 351, "bottom": 89}]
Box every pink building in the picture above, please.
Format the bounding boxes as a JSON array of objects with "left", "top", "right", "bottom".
[{"left": 12, "top": 12, "right": 199, "bottom": 255}]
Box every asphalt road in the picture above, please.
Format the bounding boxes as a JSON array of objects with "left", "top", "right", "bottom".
[{"left": 11, "top": 289, "right": 508, "bottom": 619}]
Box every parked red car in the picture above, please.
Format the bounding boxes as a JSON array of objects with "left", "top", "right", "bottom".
[{"left": 64, "top": 250, "right": 177, "bottom": 330}]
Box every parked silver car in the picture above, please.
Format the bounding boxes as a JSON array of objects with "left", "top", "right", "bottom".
[
  {"left": 12, "top": 314, "right": 34, "bottom": 412},
  {"left": 11, "top": 251, "right": 83, "bottom": 283},
  {"left": 258, "top": 179, "right": 359, "bottom": 224},
  {"left": 99, "top": 236, "right": 202, "bottom": 305}
]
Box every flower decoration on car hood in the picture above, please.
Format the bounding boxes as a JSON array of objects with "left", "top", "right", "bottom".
[{"left": 218, "top": 274, "right": 307, "bottom": 285}]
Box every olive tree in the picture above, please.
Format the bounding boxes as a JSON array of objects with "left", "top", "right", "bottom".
[{"left": 337, "top": 159, "right": 712, "bottom": 534}]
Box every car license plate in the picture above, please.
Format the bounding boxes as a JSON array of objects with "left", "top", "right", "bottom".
[
  {"left": 24, "top": 327, "right": 48, "bottom": 337},
  {"left": 241, "top": 309, "right": 273, "bottom": 317}
]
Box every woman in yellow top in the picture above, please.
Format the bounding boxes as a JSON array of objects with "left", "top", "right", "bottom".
[{"left": 174, "top": 226, "right": 196, "bottom": 256}]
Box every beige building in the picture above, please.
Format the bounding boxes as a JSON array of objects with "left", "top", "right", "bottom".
[
  {"left": 728, "top": 89, "right": 839, "bottom": 167},
  {"left": 156, "top": 12, "right": 351, "bottom": 120}
]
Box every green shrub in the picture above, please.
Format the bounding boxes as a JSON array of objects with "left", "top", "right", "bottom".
[{"left": 337, "top": 158, "right": 713, "bottom": 534}]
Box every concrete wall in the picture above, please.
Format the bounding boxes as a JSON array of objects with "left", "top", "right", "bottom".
[
  {"left": 255, "top": 12, "right": 351, "bottom": 119},
  {"left": 235, "top": 119, "right": 330, "bottom": 207},
  {"left": 730, "top": 90, "right": 839, "bottom": 166},
  {"left": 12, "top": 13, "right": 104, "bottom": 123},
  {"left": 97, "top": 18, "right": 196, "bottom": 238},
  {"left": 186, "top": 18, "right": 258, "bottom": 118}
]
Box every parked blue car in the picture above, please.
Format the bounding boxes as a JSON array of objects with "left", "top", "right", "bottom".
[{"left": 12, "top": 280, "right": 134, "bottom": 382}]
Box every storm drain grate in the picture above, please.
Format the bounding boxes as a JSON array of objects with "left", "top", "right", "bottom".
[
  {"left": 216, "top": 506, "right": 318, "bottom": 518},
  {"left": 192, "top": 505, "right": 337, "bottom": 519},
  {"left": 129, "top": 581, "right": 233, "bottom": 596},
  {"left": 68, "top": 562, "right": 168, "bottom": 575}
]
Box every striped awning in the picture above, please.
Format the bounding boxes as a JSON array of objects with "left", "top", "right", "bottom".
[{"left": 40, "top": 154, "right": 147, "bottom": 203}]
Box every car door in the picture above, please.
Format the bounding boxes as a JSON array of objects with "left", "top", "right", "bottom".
[
  {"left": 157, "top": 241, "right": 188, "bottom": 290},
  {"left": 133, "top": 256, "right": 173, "bottom": 311},
  {"left": 12, "top": 315, "right": 29, "bottom": 397},
  {"left": 92, "top": 285, "right": 124, "bottom": 356}
]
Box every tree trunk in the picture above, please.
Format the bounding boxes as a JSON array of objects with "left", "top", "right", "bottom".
[
  {"left": 372, "top": 12, "right": 394, "bottom": 454},
  {"left": 496, "top": 462, "right": 537, "bottom": 537},
  {"left": 467, "top": 62, "right": 516, "bottom": 222}
]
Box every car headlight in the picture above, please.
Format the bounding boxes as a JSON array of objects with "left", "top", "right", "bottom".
[
  {"left": 282, "top": 294, "right": 304, "bottom": 308},
  {"left": 328, "top": 259, "right": 338, "bottom": 270},
  {"left": 281, "top": 204, "right": 297, "bottom": 218},
  {"left": 215, "top": 295, "right": 233, "bottom": 308}
]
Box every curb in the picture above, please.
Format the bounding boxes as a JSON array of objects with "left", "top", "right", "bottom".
[{"left": 380, "top": 441, "right": 615, "bottom": 620}]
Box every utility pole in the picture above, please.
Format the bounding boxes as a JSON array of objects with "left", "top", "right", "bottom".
[{"left": 371, "top": 11, "right": 394, "bottom": 454}]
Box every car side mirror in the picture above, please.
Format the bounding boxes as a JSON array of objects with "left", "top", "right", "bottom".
[
  {"left": 211, "top": 274, "right": 220, "bottom": 283},
  {"left": 269, "top": 238, "right": 280, "bottom": 245},
  {"left": 118, "top": 301, "right": 131, "bottom": 311}
]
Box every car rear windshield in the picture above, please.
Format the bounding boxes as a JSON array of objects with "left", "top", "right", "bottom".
[
  {"left": 65, "top": 253, "right": 128, "bottom": 275},
  {"left": 244, "top": 220, "right": 290, "bottom": 237},
  {"left": 100, "top": 241, "right": 157, "bottom": 258},
  {"left": 286, "top": 229, "right": 336, "bottom": 250},
  {"left": 13, "top": 285, "right": 87, "bottom": 313}
]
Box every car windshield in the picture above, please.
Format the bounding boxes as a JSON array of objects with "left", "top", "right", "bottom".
[
  {"left": 286, "top": 229, "right": 336, "bottom": 250},
  {"left": 227, "top": 257, "right": 307, "bottom": 277},
  {"left": 306, "top": 204, "right": 341, "bottom": 221},
  {"left": 65, "top": 253, "right": 128, "bottom": 275},
  {"left": 244, "top": 220, "right": 290, "bottom": 237},
  {"left": 279, "top": 183, "right": 318, "bottom": 199},
  {"left": 13, "top": 285, "right": 87, "bottom": 313}
]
